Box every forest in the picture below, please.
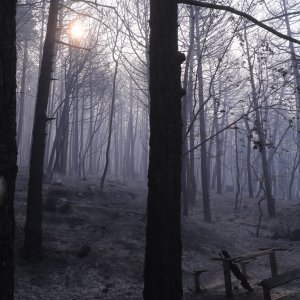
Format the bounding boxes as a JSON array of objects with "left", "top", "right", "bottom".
[{"left": 1, "top": 0, "right": 300, "bottom": 299}]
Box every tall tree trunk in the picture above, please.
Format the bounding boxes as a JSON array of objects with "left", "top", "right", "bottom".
[
  {"left": 17, "top": 39, "right": 28, "bottom": 150},
  {"left": 212, "top": 89, "right": 223, "bottom": 194},
  {"left": 114, "top": 121, "right": 119, "bottom": 177},
  {"left": 198, "top": 61, "right": 212, "bottom": 222},
  {"left": 234, "top": 127, "right": 241, "bottom": 210},
  {"left": 88, "top": 79, "right": 95, "bottom": 175},
  {"left": 79, "top": 86, "right": 85, "bottom": 178},
  {"left": 38, "top": 0, "right": 47, "bottom": 69},
  {"left": 141, "top": 109, "right": 149, "bottom": 179},
  {"left": 282, "top": 0, "right": 300, "bottom": 171},
  {"left": 72, "top": 81, "right": 80, "bottom": 176},
  {"left": 196, "top": 15, "right": 212, "bottom": 222},
  {"left": 143, "top": 0, "right": 183, "bottom": 298},
  {"left": 188, "top": 56, "right": 197, "bottom": 205},
  {"left": 100, "top": 60, "right": 118, "bottom": 192},
  {"left": 181, "top": 7, "right": 195, "bottom": 216},
  {"left": 23, "top": 0, "right": 59, "bottom": 261},
  {"left": 244, "top": 29, "right": 276, "bottom": 217},
  {"left": 126, "top": 85, "right": 135, "bottom": 179},
  {"left": 59, "top": 97, "right": 70, "bottom": 176},
  {"left": 214, "top": 81, "right": 223, "bottom": 194},
  {"left": 244, "top": 119, "right": 254, "bottom": 198},
  {"left": 0, "top": 1, "right": 17, "bottom": 298}
]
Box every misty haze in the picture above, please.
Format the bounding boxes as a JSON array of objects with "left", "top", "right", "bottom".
[{"left": 1, "top": 0, "right": 300, "bottom": 299}]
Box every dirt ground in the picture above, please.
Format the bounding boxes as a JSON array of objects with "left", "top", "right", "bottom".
[{"left": 14, "top": 171, "right": 300, "bottom": 299}]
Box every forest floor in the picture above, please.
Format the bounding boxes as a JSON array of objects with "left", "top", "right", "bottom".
[{"left": 14, "top": 169, "right": 300, "bottom": 299}]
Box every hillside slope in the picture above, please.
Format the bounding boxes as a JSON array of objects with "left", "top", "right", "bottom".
[{"left": 14, "top": 172, "right": 300, "bottom": 299}]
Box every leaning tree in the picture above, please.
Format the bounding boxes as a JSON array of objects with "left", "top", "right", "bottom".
[{"left": 22, "top": 0, "right": 59, "bottom": 261}]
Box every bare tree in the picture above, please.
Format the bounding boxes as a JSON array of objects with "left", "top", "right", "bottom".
[
  {"left": 100, "top": 23, "right": 121, "bottom": 191},
  {"left": 244, "top": 29, "right": 276, "bottom": 217},
  {"left": 22, "top": 0, "right": 59, "bottom": 261}
]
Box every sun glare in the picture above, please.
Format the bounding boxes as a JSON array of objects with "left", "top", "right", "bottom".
[{"left": 70, "top": 22, "right": 84, "bottom": 40}]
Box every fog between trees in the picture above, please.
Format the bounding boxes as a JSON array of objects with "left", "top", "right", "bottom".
[
  {"left": 16, "top": 0, "right": 300, "bottom": 208},
  {"left": 1, "top": 0, "right": 300, "bottom": 299}
]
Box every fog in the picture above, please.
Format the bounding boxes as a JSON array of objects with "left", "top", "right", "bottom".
[{"left": 10, "top": 0, "right": 300, "bottom": 298}]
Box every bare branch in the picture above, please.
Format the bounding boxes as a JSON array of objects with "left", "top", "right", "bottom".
[
  {"left": 70, "top": 0, "right": 115, "bottom": 10},
  {"left": 55, "top": 39, "right": 92, "bottom": 50},
  {"left": 178, "top": 0, "right": 300, "bottom": 45},
  {"left": 59, "top": 4, "right": 103, "bottom": 23}
]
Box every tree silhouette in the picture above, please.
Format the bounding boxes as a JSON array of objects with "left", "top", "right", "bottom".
[
  {"left": 22, "top": 0, "right": 59, "bottom": 261},
  {"left": 0, "top": 1, "right": 18, "bottom": 298},
  {"left": 143, "top": 0, "right": 185, "bottom": 299}
]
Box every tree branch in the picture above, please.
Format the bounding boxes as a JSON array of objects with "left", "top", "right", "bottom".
[
  {"left": 178, "top": 0, "right": 300, "bottom": 45},
  {"left": 59, "top": 4, "right": 103, "bottom": 23},
  {"left": 70, "top": 0, "right": 115, "bottom": 10},
  {"left": 55, "top": 39, "right": 92, "bottom": 50}
]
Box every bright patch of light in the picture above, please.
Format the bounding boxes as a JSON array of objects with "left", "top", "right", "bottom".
[{"left": 70, "top": 21, "right": 84, "bottom": 40}]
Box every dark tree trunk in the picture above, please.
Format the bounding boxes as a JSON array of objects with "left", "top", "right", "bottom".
[
  {"left": 143, "top": 0, "right": 183, "bottom": 299},
  {"left": 195, "top": 26, "right": 212, "bottom": 222},
  {"left": 72, "top": 83, "right": 80, "bottom": 176},
  {"left": 0, "top": 1, "right": 17, "bottom": 298},
  {"left": 181, "top": 8, "right": 195, "bottom": 216},
  {"left": 244, "top": 119, "right": 254, "bottom": 198},
  {"left": 282, "top": 0, "right": 300, "bottom": 169},
  {"left": 17, "top": 39, "right": 28, "bottom": 149},
  {"left": 88, "top": 80, "right": 95, "bottom": 175},
  {"left": 100, "top": 60, "right": 118, "bottom": 192},
  {"left": 188, "top": 63, "right": 197, "bottom": 206},
  {"left": 23, "top": 0, "right": 59, "bottom": 261},
  {"left": 125, "top": 85, "right": 136, "bottom": 180},
  {"left": 214, "top": 98, "right": 223, "bottom": 195},
  {"left": 234, "top": 127, "right": 241, "bottom": 210},
  {"left": 244, "top": 29, "right": 276, "bottom": 217},
  {"left": 198, "top": 60, "right": 212, "bottom": 222},
  {"left": 211, "top": 92, "right": 223, "bottom": 194}
]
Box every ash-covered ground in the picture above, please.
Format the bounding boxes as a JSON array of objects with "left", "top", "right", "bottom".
[{"left": 14, "top": 171, "right": 300, "bottom": 299}]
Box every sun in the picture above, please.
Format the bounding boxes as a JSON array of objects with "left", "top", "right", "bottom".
[{"left": 70, "top": 21, "right": 84, "bottom": 40}]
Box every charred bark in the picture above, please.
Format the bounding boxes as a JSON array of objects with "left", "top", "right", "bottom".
[
  {"left": 143, "top": 1, "right": 183, "bottom": 299},
  {"left": 23, "top": 0, "right": 59, "bottom": 261},
  {"left": 0, "top": 1, "right": 17, "bottom": 298}
]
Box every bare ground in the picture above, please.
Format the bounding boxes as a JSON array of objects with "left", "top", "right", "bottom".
[{"left": 14, "top": 171, "right": 300, "bottom": 299}]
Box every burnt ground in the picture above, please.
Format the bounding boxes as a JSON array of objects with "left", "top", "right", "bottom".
[{"left": 14, "top": 170, "right": 300, "bottom": 299}]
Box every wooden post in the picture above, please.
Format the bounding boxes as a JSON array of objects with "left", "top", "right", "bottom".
[
  {"left": 223, "top": 261, "right": 233, "bottom": 297},
  {"left": 263, "top": 286, "right": 271, "bottom": 300},
  {"left": 192, "top": 270, "right": 207, "bottom": 293},
  {"left": 269, "top": 251, "right": 277, "bottom": 277},
  {"left": 193, "top": 272, "right": 201, "bottom": 293},
  {"left": 240, "top": 262, "right": 248, "bottom": 279}
]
